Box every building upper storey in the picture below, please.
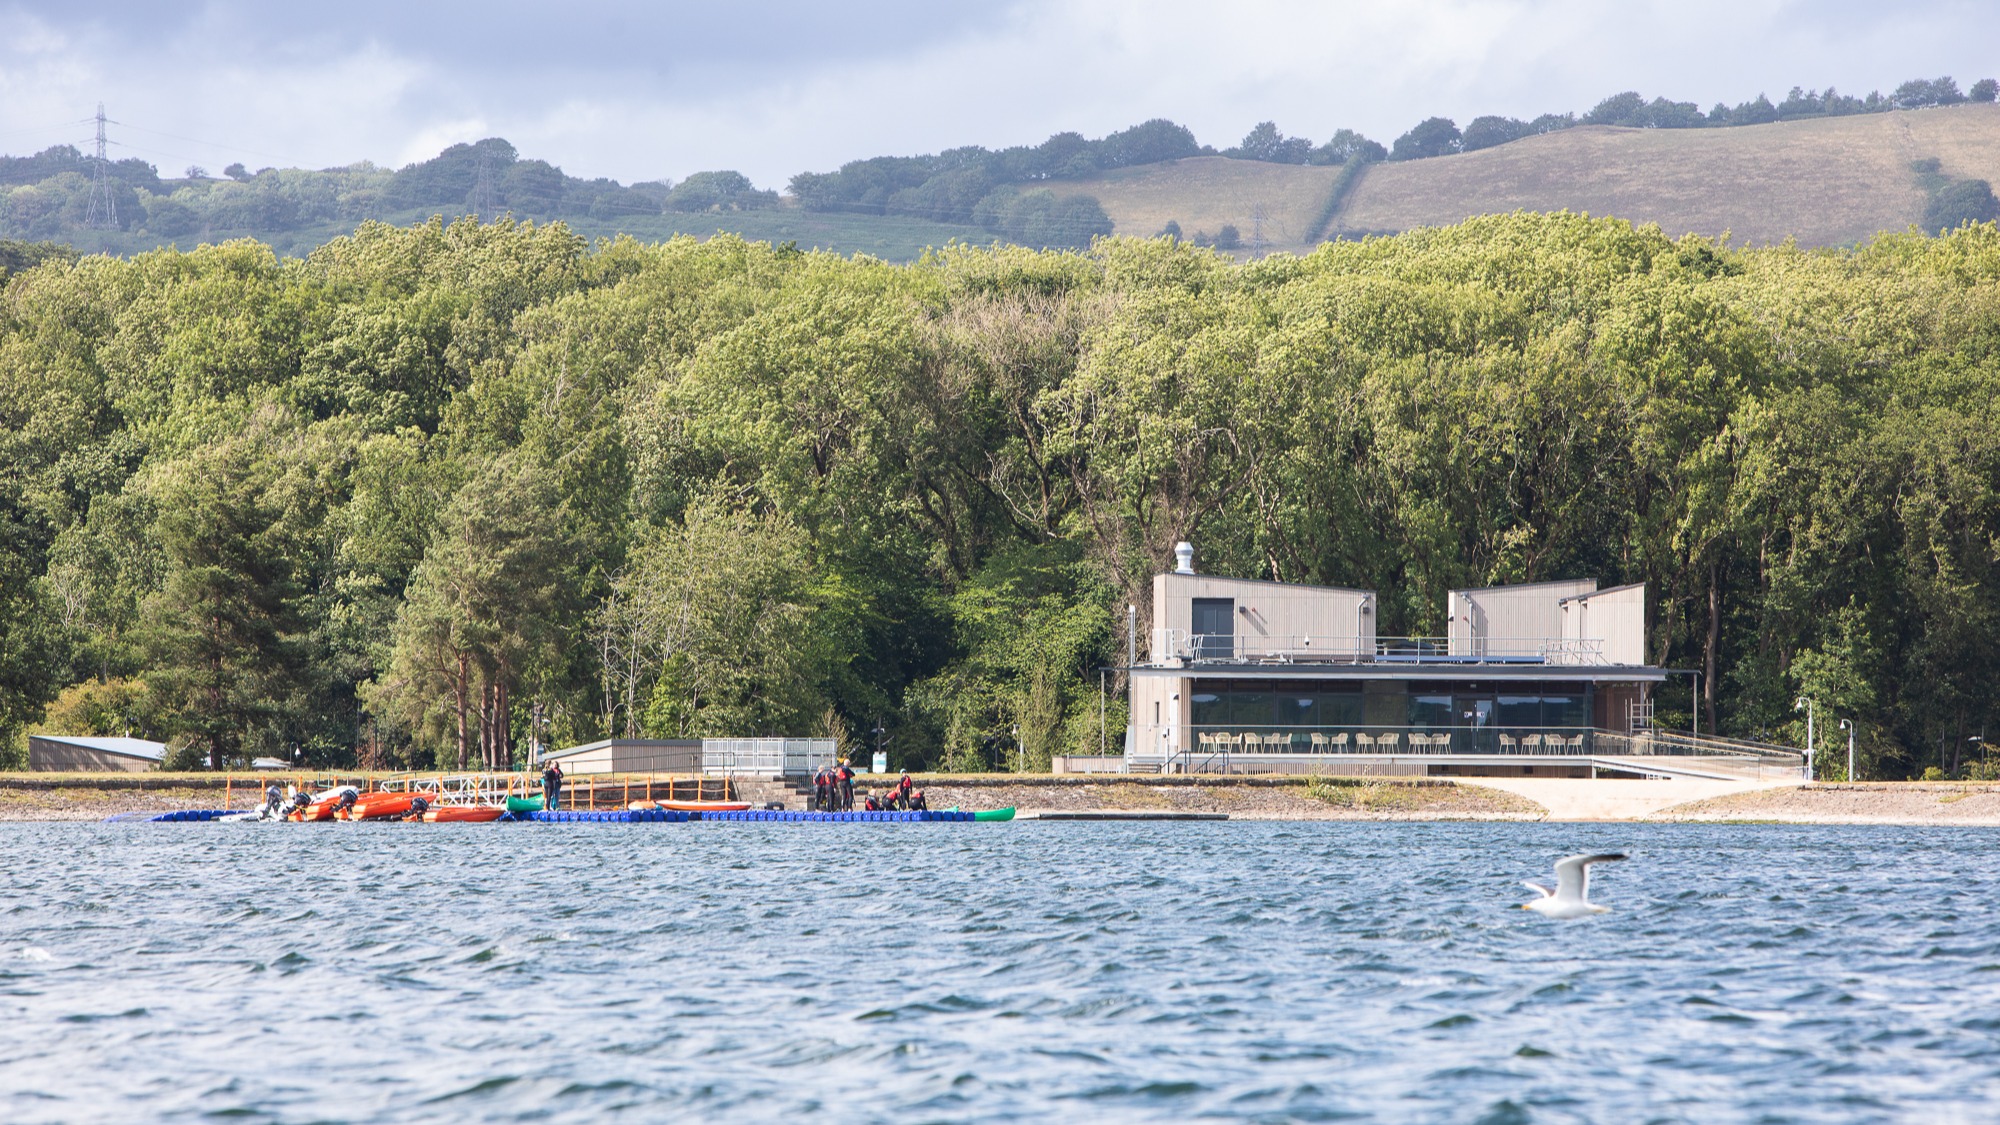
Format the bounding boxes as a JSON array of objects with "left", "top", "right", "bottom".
[{"left": 1147, "top": 543, "right": 1647, "bottom": 669}]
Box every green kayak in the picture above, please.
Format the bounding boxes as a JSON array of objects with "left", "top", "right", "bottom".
[
  {"left": 506, "top": 795, "right": 547, "bottom": 814},
  {"left": 972, "top": 807, "right": 1016, "bottom": 822}
]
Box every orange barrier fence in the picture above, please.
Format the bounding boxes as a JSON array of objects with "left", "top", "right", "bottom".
[{"left": 219, "top": 772, "right": 736, "bottom": 811}]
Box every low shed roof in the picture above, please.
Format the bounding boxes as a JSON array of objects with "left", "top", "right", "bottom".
[{"left": 29, "top": 734, "right": 166, "bottom": 761}]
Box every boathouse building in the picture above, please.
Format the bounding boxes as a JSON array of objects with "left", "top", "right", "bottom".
[{"left": 1125, "top": 544, "right": 1669, "bottom": 776}]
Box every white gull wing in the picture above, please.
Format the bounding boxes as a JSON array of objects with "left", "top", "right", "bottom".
[
  {"left": 1520, "top": 881, "right": 1554, "bottom": 899},
  {"left": 1551, "top": 853, "right": 1626, "bottom": 904}
]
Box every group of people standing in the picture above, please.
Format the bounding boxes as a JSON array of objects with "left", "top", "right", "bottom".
[
  {"left": 811, "top": 760, "right": 856, "bottom": 811},
  {"left": 807, "top": 762, "right": 927, "bottom": 811}
]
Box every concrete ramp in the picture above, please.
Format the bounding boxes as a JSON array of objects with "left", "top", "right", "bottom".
[
  {"left": 1589, "top": 755, "right": 1806, "bottom": 783},
  {"left": 1460, "top": 775, "right": 1797, "bottom": 821}
]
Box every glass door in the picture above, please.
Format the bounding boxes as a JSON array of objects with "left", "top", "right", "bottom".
[{"left": 1192, "top": 598, "right": 1234, "bottom": 661}]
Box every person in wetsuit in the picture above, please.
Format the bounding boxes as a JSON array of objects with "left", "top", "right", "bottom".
[
  {"left": 542, "top": 759, "right": 564, "bottom": 811},
  {"left": 836, "top": 760, "right": 855, "bottom": 811}
]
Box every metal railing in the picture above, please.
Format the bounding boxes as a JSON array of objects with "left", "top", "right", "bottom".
[
  {"left": 1153, "top": 724, "right": 1811, "bottom": 777},
  {"left": 1173, "top": 724, "right": 1600, "bottom": 762},
  {"left": 1150, "top": 630, "right": 1610, "bottom": 666},
  {"left": 700, "top": 738, "right": 837, "bottom": 778},
  {"left": 1593, "top": 729, "right": 1807, "bottom": 768}
]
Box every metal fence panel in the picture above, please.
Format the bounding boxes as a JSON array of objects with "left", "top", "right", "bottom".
[{"left": 702, "top": 738, "right": 836, "bottom": 777}]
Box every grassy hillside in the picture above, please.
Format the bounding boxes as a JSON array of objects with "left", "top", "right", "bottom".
[
  {"left": 1047, "top": 104, "right": 2000, "bottom": 251},
  {"left": 1043, "top": 158, "right": 1347, "bottom": 249}
]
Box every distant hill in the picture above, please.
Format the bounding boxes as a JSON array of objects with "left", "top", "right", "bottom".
[
  {"left": 1049, "top": 104, "right": 2000, "bottom": 251},
  {"left": 8, "top": 100, "right": 2000, "bottom": 264}
]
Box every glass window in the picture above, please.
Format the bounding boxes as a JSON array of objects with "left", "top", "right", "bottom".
[
  {"left": 1496, "top": 695, "right": 1539, "bottom": 729},
  {"left": 1409, "top": 694, "right": 1453, "bottom": 729},
  {"left": 1190, "top": 692, "right": 1223, "bottom": 728},
  {"left": 1283, "top": 693, "right": 1320, "bottom": 728},
  {"left": 1541, "top": 695, "right": 1585, "bottom": 729},
  {"left": 1322, "top": 694, "right": 1365, "bottom": 727},
  {"left": 1227, "top": 689, "right": 1273, "bottom": 729}
]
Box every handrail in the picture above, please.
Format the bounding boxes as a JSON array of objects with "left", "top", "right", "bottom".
[
  {"left": 1150, "top": 629, "right": 1615, "bottom": 666},
  {"left": 1162, "top": 724, "right": 1810, "bottom": 761}
]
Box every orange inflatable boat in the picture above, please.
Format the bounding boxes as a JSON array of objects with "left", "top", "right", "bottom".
[
  {"left": 345, "top": 793, "right": 420, "bottom": 820},
  {"left": 422, "top": 805, "right": 506, "bottom": 823}
]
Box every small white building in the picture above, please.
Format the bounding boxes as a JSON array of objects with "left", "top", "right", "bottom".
[
  {"left": 27, "top": 734, "right": 166, "bottom": 772},
  {"left": 538, "top": 739, "right": 702, "bottom": 775}
]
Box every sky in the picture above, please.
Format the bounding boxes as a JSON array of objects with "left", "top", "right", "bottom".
[{"left": 1, "top": 0, "right": 1995, "bottom": 189}]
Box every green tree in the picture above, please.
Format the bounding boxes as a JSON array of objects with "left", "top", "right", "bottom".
[
  {"left": 138, "top": 416, "right": 313, "bottom": 767},
  {"left": 632, "top": 495, "right": 827, "bottom": 738},
  {"left": 366, "top": 454, "right": 575, "bottom": 768},
  {"left": 1923, "top": 179, "right": 1999, "bottom": 231},
  {"left": 1390, "top": 117, "right": 1461, "bottom": 160},
  {"left": 661, "top": 171, "right": 778, "bottom": 212}
]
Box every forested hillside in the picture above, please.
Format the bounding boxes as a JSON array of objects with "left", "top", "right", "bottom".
[{"left": 3, "top": 214, "right": 1997, "bottom": 779}]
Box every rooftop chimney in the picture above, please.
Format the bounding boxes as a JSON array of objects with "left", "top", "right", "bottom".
[{"left": 1174, "top": 541, "right": 1195, "bottom": 575}]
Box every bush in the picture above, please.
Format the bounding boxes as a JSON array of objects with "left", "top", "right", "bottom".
[
  {"left": 1310, "top": 129, "right": 1386, "bottom": 165},
  {"left": 662, "top": 170, "right": 777, "bottom": 212},
  {"left": 1925, "top": 179, "right": 1999, "bottom": 231},
  {"left": 1461, "top": 116, "right": 1531, "bottom": 152},
  {"left": 1390, "top": 117, "right": 1461, "bottom": 161}
]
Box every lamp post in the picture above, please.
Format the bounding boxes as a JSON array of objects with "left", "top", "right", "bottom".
[
  {"left": 1971, "top": 734, "right": 1986, "bottom": 777},
  {"left": 1839, "top": 718, "right": 1855, "bottom": 782},
  {"left": 1795, "top": 697, "right": 1815, "bottom": 781}
]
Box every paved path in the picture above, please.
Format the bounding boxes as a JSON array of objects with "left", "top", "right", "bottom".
[{"left": 1459, "top": 776, "right": 1798, "bottom": 821}]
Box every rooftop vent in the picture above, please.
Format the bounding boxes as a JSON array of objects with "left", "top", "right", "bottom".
[{"left": 1174, "top": 541, "right": 1195, "bottom": 575}]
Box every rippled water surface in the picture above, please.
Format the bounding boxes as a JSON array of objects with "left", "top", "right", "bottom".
[{"left": 6, "top": 820, "right": 2000, "bottom": 1123}]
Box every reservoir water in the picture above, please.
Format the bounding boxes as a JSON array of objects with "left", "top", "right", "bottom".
[{"left": 4, "top": 819, "right": 1999, "bottom": 1123}]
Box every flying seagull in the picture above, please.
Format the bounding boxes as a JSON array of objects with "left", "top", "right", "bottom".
[{"left": 1520, "top": 853, "right": 1628, "bottom": 918}]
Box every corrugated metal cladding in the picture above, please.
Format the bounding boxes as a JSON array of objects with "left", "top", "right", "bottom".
[
  {"left": 540, "top": 739, "right": 701, "bottom": 774},
  {"left": 27, "top": 734, "right": 167, "bottom": 772}
]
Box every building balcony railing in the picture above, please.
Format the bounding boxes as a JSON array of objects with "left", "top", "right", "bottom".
[
  {"left": 1150, "top": 630, "right": 1611, "bottom": 666},
  {"left": 1149, "top": 723, "right": 1804, "bottom": 765},
  {"left": 1180, "top": 724, "right": 1601, "bottom": 758}
]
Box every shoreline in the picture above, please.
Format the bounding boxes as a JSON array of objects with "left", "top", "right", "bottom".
[{"left": 8, "top": 774, "right": 2000, "bottom": 825}]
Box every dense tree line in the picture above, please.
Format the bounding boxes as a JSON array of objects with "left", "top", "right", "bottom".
[
  {"left": 3, "top": 212, "right": 1999, "bottom": 778},
  {"left": 1373, "top": 75, "right": 2000, "bottom": 164}
]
